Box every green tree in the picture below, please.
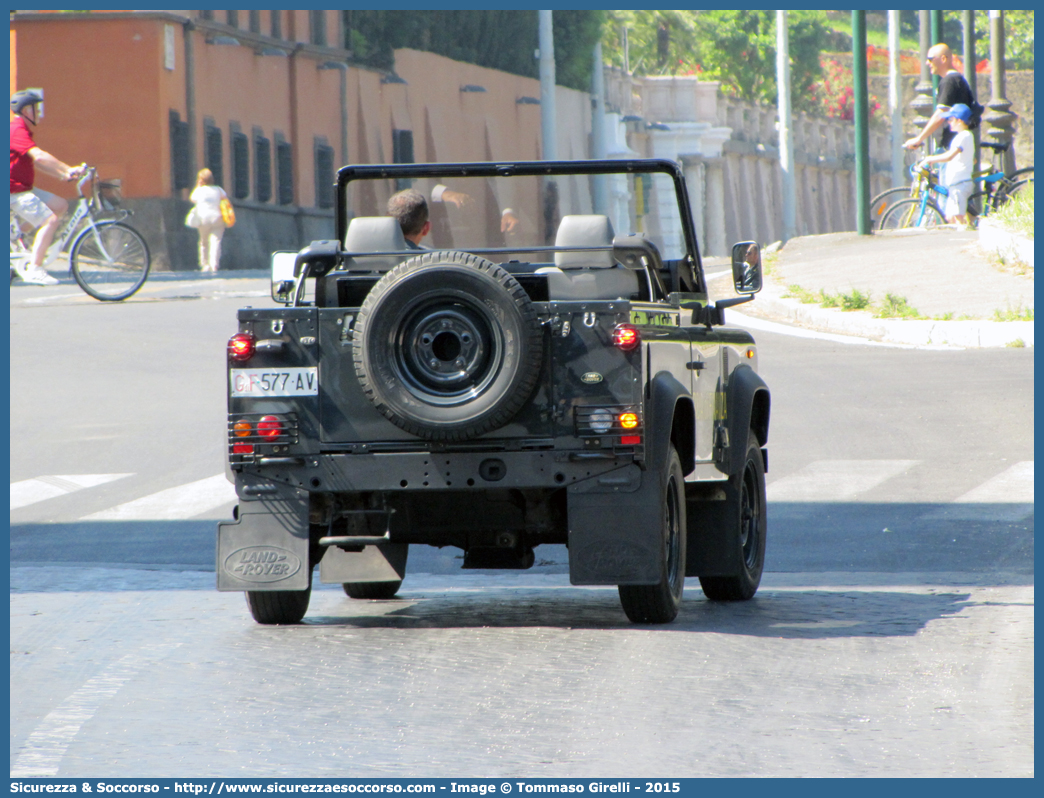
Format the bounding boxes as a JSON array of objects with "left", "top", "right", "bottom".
[
  {"left": 341, "top": 10, "right": 603, "bottom": 92},
  {"left": 600, "top": 10, "right": 700, "bottom": 75},
  {"left": 600, "top": 11, "right": 828, "bottom": 114}
]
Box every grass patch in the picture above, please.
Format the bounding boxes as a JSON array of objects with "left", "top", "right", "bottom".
[
  {"left": 993, "top": 305, "right": 1034, "bottom": 322},
  {"left": 839, "top": 288, "right": 871, "bottom": 311},
  {"left": 784, "top": 284, "right": 872, "bottom": 311},
  {"left": 875, "top": 293, "right": 923, "bottom": 319},
  {"left": 992, "top": 181, "right": 1034, "bottom": 240},
  {"left": 762, "top": 249, "right": 781, "bottom": 278},
  {"left": 784, "top": 284, "right": 819, "bottom": 304},
  {"left": 1005, "top": 338, "right": 1026, "bottom": 348}
]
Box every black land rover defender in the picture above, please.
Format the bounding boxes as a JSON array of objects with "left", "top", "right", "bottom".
[{"left": 218, "top": 159, "right": 770, "bottom": 625}]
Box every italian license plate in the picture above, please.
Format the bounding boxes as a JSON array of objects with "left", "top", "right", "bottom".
[{"left": 230, "top": 368, "right": 318, "bottom": 397}]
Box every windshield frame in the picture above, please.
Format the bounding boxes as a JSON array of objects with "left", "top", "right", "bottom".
[{"left": 335, "top": 158, "right": 703, "bottom": 289}]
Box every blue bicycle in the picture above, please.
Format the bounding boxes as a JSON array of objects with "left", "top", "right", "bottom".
[{"left": 876, "top": 140, "right": 1033, "bottom": 230}]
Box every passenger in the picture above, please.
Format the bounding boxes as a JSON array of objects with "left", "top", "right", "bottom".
[{"left": 387, "top": 188, "right": 430, "bottom": 249}]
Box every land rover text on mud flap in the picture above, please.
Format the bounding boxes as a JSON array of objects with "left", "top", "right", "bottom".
[{"left": 219, "top": 159, "right": 770, "bottom": 625}]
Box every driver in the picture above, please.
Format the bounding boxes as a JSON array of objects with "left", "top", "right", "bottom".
[{"left": 10, "top": 89, "right": 85, "bottom": 285}]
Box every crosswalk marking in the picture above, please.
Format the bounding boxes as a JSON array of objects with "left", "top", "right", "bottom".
[
  {"left": 10, "top": 474, "right": 133, "bottom": 511},
  {"left": 766, "top": 460, "right": 919, "bottom": 502},
  {"left": 920, "top": 462, "right": 1035, "bottom": 521},
  {"left": 79, "top": 474, "right": 236, "bottom": 521},
  {"left": 952, "top": 461, "right": 1034, "bottom": 504},
  {"left": 10, "top": 461, "right": 1034, "bottom": 524}
]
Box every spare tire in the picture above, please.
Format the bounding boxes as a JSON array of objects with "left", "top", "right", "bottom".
[{"left": 352, "top": 250, "right": 543, "bottom": 441}]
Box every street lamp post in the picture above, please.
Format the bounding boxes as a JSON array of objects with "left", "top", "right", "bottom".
[
  {"left": 908, "top": 11, "right": 935, "bottom": 155},
  {"left": 984, "top": 10, "right": 1017, "bottom": 174},
  {"left": 852, "top": 11, "right": 870, "bottom": 235},
  {"left": 962, "top": 11, "right": 979, "bottom": 171}
]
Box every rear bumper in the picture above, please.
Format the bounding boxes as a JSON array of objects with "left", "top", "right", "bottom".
[{"left": 233, "top": 449, "right": 638, "bottom": 494}]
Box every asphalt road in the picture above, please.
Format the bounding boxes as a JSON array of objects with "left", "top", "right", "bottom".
[{"left": 9, "top": 275, "right": 1034, "bottom": 777}]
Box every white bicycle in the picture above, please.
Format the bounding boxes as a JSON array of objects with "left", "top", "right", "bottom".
[{"left": 10, "top": 166, "right": 151, "bottom": 301}]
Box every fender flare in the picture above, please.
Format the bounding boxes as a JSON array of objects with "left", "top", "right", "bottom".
[
  {"left": 723, "top": 364, "right": 770, "bottom": 475},
  {"left": 648, "top": 371, "right": 696, "bottom": 477}
]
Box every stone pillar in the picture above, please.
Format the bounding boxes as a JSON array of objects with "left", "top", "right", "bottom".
[
  {"left": 679, "top": 155, "right": 706, "bottom": 259},
  {"left": 703, "top": 159, "right": 726, "bottom": 258},
  {"left": 909, "top": 10, "right": 936, "bottom": 153},
  {"left": 985, "top": 10, "right": 1017, "bottom": 173}
]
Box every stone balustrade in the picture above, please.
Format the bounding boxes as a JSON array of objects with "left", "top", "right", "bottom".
[{"left": 603, "top": 68, "right": 895, "bottom": 255}]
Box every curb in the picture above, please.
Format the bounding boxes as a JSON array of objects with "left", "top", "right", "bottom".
[
  {"left": 978, "top": 219, "right": 1034, "bottom": 269},
  {"left": 746, "top": 282, "right": 1033, "bottom": 348}
]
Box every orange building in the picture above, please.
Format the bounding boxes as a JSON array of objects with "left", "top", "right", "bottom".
[{"left": 10, "top": 10, "right": 592, "bottom": 270}]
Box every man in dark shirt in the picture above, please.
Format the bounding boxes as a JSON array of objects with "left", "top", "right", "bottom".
[{"left": 903, "top": 43, "right": 977, "bottom": 152}]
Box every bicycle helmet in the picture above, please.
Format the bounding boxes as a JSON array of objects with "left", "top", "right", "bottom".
[{"left": 10, "top": 89, "right": 43, "bottom": 115}]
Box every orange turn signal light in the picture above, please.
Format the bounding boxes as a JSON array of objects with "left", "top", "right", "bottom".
[
  {"left": 619, "top": 412, "right": 639, "bottom": 429},
  {"left": 233, "top": 420, "right": 252, "bottom": 438}
]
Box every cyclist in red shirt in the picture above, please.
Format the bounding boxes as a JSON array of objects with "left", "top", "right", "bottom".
[{"left": 10, "top": 89, "right": 85, "bottom": 285}]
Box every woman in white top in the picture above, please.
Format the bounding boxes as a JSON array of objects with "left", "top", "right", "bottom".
[{"left": 189, "top": 168, "right": 228, "bottom": 271}]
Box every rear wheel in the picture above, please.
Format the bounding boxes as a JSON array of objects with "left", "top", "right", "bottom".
[
  {"left": 70, "top": 221, "right": 150, "bottom": 301},
  {"left": 998, "top": 177, "right": 1033, "bottom": 206},
  {"left": 879, "top": 198, "right": 945, "bottom": 230},
  {"left": 246, "top": 587, "right": 311, "bottom": 624},
  {"left": 870, "top": 187, "right": 911, "bottom": 230},
  {"left": 618, "top": 445, "right": 686, "bottom": 624},
  {"left": 343, "top": 580, "right": 402, "bottom": 599},
  {"left": 699, "top": 429, "right": 767, "bottom": 601}
]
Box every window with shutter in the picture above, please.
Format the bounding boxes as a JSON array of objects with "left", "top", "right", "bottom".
[
  {"left": 205, "top": 124, "right": 223, "bottom": 187},
  {"left": 255, "top": 133, "right": 272, "bottom": 203},
  {"left": 232, "top": 130, "right": 250, "bottom": 200},
  {"left": 169, "top": 110, "right": 191, "bottom": 192},
  {"left": 315, "top": 140, "right": 335, "bottom": 209},
  {"left": 276, "top": 139, "right": 294, "bottom": 206}
]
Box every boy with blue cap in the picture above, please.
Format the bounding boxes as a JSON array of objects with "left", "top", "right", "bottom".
[{"left": 917, "top": 103, "right": 975, "bottom": 226}]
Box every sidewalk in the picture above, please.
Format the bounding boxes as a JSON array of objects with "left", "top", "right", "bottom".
[{"left": 722, "top": 229, "right": 1034, "bottom": 348}]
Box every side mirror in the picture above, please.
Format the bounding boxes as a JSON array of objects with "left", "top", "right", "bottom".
[
  {"left": 271, "top": 251, "right": 297, "bottom": 304},
  {"left": 731, "top": 241, "right": 763, "bottom": 295}
]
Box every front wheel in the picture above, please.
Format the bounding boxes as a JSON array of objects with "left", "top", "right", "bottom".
[
  {"left": 70, "top": 221, "right": 151, "bottom": 301},
  {"left": 699, "top": 429, "right": 767, "bottom": 601},
  {"left": 618, "top": 445, "right": 687, "bottom": 624},
  {"left": 343, "top": 580, "right": 402, "bottom": 599},
  {"left": 246, "top": 587, "right": 311, "bottom": 624},
  {"left": 879, "top": 198, "right": 945, "bottom": 230}
]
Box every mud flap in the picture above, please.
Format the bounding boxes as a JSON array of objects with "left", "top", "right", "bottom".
[
  {"left": 319, "top": 543, "right": 408, "bottom": 584},
  {"left": 567, "top": 464, "right": 663, "bottom": 585},
  {"left": 685, "top": 484, "right": 741, "bottom": 577},
  {"left": 217, "top": 481, "right": 311, "bottom": 591}
]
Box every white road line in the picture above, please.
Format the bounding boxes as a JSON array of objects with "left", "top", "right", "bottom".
[
  {"left": 766, "top": 460, "right": 920, "bottom": 502},
  {"left": 921, "top": 462, "right": 1035, "bottom": 521},
  {"left": 10, "top": 474, "right": 134, "bottom": 511},
  {"left": 10, "top": 643, "right": 181, "bottom": 777},
  {"left": 80, "top": 474, "right": 236, "bottom": 521}
]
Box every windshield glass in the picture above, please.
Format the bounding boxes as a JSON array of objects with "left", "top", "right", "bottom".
[{"left": 341, "top": 167, "right": 691, "bottom": 264}]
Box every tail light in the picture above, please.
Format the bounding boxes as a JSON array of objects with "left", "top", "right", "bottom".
[
  {"left": 257, "top": 415, "right": 284, "bottom": 438},
  {"left": 619, "top": 412, "right": 639, "bottom": 429},
  {"left": 228, "top": 332, "right": 256, "bottom": 362},
  {"left": 612, "top": 324, "right": 640, "bottom": 351}
]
